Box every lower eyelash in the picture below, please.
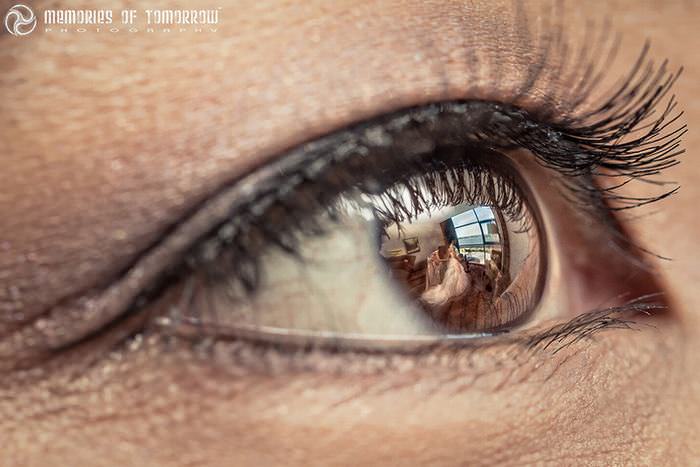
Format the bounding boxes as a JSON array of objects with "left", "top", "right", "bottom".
[{"left": 150, "top": 296, "right": 662, "bottom": 378}]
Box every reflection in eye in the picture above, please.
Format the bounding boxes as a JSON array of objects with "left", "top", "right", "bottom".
[
  {"left": 166, "top": 155, "right": 544, "bottom": 345},
  {"left": 379, "top": 202, "right": 539, "bottom": 333}
]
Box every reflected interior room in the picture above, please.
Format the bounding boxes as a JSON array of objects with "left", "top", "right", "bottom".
[{"left": 379, "top": 204, "right": 533, "bottom": 332}]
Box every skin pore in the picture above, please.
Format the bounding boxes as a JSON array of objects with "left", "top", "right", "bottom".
[{"left": 1, "top": 0, "right": 700, "bottom": 465}]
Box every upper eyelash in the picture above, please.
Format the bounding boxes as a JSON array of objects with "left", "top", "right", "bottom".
[
  {"left": 498, "top": 44, "right": 685, "bottom": 210},
  {"left": 186, "top": 68, "right": 683, "bottom": 295},
  {"left": 345, "top": 154, "right": 532, "bottom": 232}
]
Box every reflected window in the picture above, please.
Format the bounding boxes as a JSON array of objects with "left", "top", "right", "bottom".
[
  {"left": 446, "top": 207, "right": 500, "bottom": 264},
  {"left": 374, "top": 199, "right": 532, "bottom": 332}
]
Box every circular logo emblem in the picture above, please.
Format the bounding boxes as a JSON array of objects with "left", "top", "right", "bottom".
[{"left": 4, "top": 4, "right": 37, "bottom": 37}]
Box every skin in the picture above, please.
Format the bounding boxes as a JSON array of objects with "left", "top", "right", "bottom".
[{"left": 1, "top": 0, "right": 699, "bottom": 465}]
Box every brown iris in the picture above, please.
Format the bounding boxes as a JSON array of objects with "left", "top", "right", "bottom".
[{"left": 378, "top": 203, "right": 541, "bottom": 332}]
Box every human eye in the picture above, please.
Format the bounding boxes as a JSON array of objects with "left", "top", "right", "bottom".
[
  {"left": 133, "top": 47, "right": 683, "bottom": 359},
  {"left": 3, "top": 18, "right": 683, "bottom": 381},
  {"left": 6, "top": 0, "right": 699, "bottom": 462}
]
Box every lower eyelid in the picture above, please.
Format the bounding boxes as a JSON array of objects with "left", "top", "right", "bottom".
[
  {"left": 150, "top": 312, "right": 541, "bottom": 380},
  {"left": 144, "top": 296, "right": 657, "bottom": 388}
]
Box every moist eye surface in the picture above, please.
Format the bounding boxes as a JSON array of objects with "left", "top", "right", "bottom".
[{"left": 165, "top": 156, "right": 544, "bottom": 345}]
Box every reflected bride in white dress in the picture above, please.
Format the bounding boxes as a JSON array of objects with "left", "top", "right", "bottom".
[
  {"left": 421, "top": 244, "right": 470, "bottom": 306},
  {"left": 424, "top": 250, "right": 445, "bottom": 289}
]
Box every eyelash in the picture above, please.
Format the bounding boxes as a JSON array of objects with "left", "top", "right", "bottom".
[{"left": 185, "top": 81, "right": 682, "bottom": 298}]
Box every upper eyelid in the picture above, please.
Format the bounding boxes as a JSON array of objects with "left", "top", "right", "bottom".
[{"left": 186, "top": 72, "right": 684, "bottom": 277}]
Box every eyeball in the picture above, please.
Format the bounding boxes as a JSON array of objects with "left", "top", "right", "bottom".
[{"left": 175, "top": 163, "right": 545, "bottom": 344}]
